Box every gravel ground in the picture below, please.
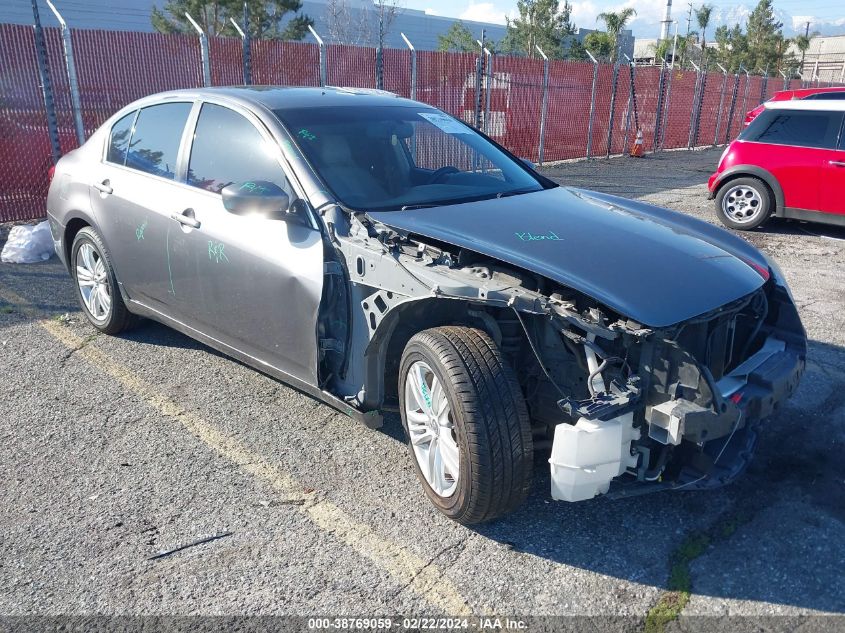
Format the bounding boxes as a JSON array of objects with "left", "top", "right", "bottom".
[{"left": 1, "top": 148, "right": 843, "bottom": 629}]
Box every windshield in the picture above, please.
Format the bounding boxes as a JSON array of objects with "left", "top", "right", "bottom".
[{"left": 273, "top": 105, "right": 546, "bottom": 211}]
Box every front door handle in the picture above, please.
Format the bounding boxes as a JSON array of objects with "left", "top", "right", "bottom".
[
  {"left": 170, "top": 210, "right": 201, "bottom": 229},
  {"left": 93, "top": 180, "right": 113, "bottom": 194},
  {"left": 829, "top": 160, "right": 845, "bottom": 167}
]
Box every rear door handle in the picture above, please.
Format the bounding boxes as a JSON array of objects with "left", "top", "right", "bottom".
[
  {"left": 170, "top": 210, "right": 201, "bottom": 229},
  {"left": 93, "top": 181, "right": 113, "bottom": 194},
  {"left": 829, "top": 160, "right": 845, "bottom": 167}
]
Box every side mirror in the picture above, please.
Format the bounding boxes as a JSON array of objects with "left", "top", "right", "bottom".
[
  {"left": 520, "top": 158, "right": 536, "bottom": 171},
  {"left": 221, "top": 181, "right": 290, "bottom": 220}
]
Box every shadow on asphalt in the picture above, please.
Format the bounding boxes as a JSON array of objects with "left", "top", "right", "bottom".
[{"left": 755, "top": 217, "right": 845, "bottom": 241}]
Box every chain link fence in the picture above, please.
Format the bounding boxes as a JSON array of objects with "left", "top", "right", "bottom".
[{"left": 2, "top": 20, "right": 841, "bottom": 222}]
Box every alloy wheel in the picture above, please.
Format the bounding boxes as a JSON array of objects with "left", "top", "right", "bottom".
[
  {"left": 75, "top": 242, "right": 112, "bottom": 321},
  {"left": 722, "top": 184, "right": 763, "bottom": 224},
  {"left": 404, "top": 360, "right": 460, "bottom": 497}
]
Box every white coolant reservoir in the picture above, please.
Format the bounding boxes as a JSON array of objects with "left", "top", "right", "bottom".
[{"left": 549, "top": 412, "right": 639, "bottom": 502}]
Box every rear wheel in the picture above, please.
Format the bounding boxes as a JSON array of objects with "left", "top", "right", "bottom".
[
  {"left": 715, "top": 177, "right": 773, "bottom": 230},
  {"left": 71, "top": 227, "right": 136, "bottom": 334},
  {"left": 399, "top": 326, "right": 533, "bottom": 524}
]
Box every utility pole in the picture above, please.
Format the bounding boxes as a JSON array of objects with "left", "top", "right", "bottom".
[
  {"left": 685, "top": 3, "right": 693, "bottom": 38},
  {"left": 800, "top": 21, "right": 810, "bottom": 77},
  {"left": 660, "top": 0, "right": 673, "bottom": 40}
]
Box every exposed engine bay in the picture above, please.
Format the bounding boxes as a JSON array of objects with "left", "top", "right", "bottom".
[{"left": 317, "top": 206, "right": 806, "bottom": 501}]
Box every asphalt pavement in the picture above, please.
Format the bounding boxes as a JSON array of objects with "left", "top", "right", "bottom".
[{"left": 1, "top": 148, "right": 843, "bottom": 630}]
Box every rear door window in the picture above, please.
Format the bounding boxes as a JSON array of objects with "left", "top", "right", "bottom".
[
  {"left": 742, "top": 109, "right": 843, "bottom": 149},
  {"left": 187, "top": 103, "right": 287, "bottom": 195},
  {"left": 125, "top": 102, "right": 192, "bottom": 180},
  {"left": 106, "top": 111, "right": 136, "bottom": 165}
]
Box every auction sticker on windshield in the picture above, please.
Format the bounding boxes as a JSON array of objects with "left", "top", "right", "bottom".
[{"left": 418, "top": 112, "right": 471, "bottom": 134}]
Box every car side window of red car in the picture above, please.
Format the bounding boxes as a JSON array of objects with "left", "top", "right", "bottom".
[{"left": 747, "top": 110, "right": 843, "bottom": 150}]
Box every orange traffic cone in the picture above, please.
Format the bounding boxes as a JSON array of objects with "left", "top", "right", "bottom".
[{"left": 630, "top": 129, "right": 644, "bottom": 157}]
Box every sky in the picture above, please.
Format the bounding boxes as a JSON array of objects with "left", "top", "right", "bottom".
[{"left": 411, "top": 0, "right": 845, "bottom": 38}]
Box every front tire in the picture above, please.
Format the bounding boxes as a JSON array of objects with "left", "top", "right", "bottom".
[
  {"left": 715, "top": 177, "right": 773, "bottom": 230},
  {"left": 71, "top": 227, "right": 136, "bottom": 334},
  {"left": 399, "top": 326, "right": 533, "bottom": 524}
]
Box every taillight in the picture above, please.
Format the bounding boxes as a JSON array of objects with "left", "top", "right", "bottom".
[
  {"left": 48, "top": 165, "right": 56, "bottom": 183},
  {"left": 744, "top": 104, "right": 765, "bottom": 126}
]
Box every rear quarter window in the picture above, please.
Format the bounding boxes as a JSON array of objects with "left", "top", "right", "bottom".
[
  {"left": 106, "top": 111, "right": 136, "bottom": 165},
  {"left": 740, "top": 109, "right": 843, "bottom": 149}
]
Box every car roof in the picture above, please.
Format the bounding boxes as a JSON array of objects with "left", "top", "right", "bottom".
[
  {"left": 133, "top": 85, "right": 419, "bottom": 112},
  {"left": 781, "top": 86, "right": 845, "bottom": 97},
  {"left": 764, "top": 99, "right": 845, "bottom": 112}
]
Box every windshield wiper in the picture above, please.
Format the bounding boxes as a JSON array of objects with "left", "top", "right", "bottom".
[
  {"left": 400, "top": 203, "right": 438, "bottom": 211},
  {"left": 496, "top": 187, "right": 539, "bottom": 199}
]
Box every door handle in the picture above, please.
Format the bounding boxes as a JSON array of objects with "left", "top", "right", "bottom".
[
  {"left": 170, "top": 211, "right": 201, "bottom": 229},
  {"left": 829, "top": 160, "right": 845, "bottom": 167},
  {"left": 93, "top": 181, "right": 113, "bottom": 194}
]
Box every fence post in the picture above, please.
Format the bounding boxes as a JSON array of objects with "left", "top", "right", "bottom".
[
  {"left": 758, "top": 67, "right": 768, "bottom": 103},
  {"left": 740, "top": 67, "right": 751, "bottom": 128},
  {"left": 483, "top": 47, "right": 493, "bottom": 135},
  {"left": 779, "top": 69, "right": 788, "bottom": 91},
  {"left": 724, "top": 68, "right": 740, "bottom": 145},
  {"left": 401, "top": 32, "right": 416, "bottom": 100},
  {"left": 30, "top": 0, "right": 61, "bottom": 163},
  {"left": 536, "top": 45, "right": 549, "bottom": 165},
  {"left": 473, "top": 30, "right": 486, "bottom": 130},
  {"left": 229, "top": 15, "right": 250, "bottom": 84},
  {"left": 812, "top": 60, "right": 819, "bottom": 87},
  {"left": 659, "top": 60, "right": 676, "bottom": 151},
  {"left": 840, "top": 61, "right": 845, "bottom": 85},
  {"left": 185, "top": 12, "right": 211, "bottom": 86},
  {"left": 606, "top": 51, "right": 622, "bottom": 157},
  {"left": 308, "top": 25, "right": 327, "bottom": 87},
  {"left": 621, "top": 54, "right": 633, "bottom": 153},
  {"left": 376, "top": 45, "right": 383, "bottom": 90},
  {"left": 653, "top": 59, "right": 667, "bottom": 154},
  {"left": 713, "top": 63, "right": 728, "bottom": 146},
  {"left": 585, "top": 50, "right": 599, "bottom": 159},
  {"left": 45, "top": 0, "right": 84, "bottom": 145},
  {"left": 687, "top": 60, "right": 701, "bottom": 149}
]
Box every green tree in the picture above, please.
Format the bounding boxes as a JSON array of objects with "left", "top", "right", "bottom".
[
  {"left": 695, "top": 4, "right": 713, "bottom": 67},
  {"left": 437, "top": 21, "right": 478, "bottom": 53},
  {"left": 794, "top": 29, "right": 818, "bottom": 74},
  {"left": 582, "top": 31, "right": 613, "bottom": 61},
  {"left": 152, "top": 0, "right": 313, "bottom": 40},
  {"left": 596, "top": 7, "right": 636, "bottom": 62},
  {"left": 713, "top": 24, "right": 747, "bottom": 72},
  {"left": 745, "top": 0, "right": 784, "bottom": 74},
  {"left": 502, "top": 0, "right": 570, "bottom": 58}
]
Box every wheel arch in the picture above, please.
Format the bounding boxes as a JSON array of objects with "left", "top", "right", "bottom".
[
  {"left": 713, "top": 166, "right": 784, "bottom": 216},
  {"left": 359, "top": 297, "right": 514, "bottom": 411},
  {"left": 62, "top": 212, "right": 95, "bottom": 272}
]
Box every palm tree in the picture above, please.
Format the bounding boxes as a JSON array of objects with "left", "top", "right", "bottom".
[
  {"left": 794, "top": 30, "right": 818, "bottom": 76},
  {"left": 596, "top": 8, "right": 636, "bottom": 63},
  {"left": 695, "top": 4, "right": 714, "bottom": 67}
]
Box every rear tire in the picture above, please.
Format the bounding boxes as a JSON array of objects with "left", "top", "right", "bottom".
[
  {"left": 399, "top": 326, "right": 533, "bottom": 524},
  {"left": 715, "top": 177, "right": 773, "bottom": 230},
  {"left": 71, "top": 227, "right": 137, "bottom": 334}
]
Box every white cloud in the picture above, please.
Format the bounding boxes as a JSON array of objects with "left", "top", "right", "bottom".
[
  {"left": 459, "top": 2, "right": 508, "bottom": 25},
  {"left": 425, "top": 7, "right": 440, "bottom": 15},
  {"left": 570, "top": 1, "right": 599, "bottom": 28}
]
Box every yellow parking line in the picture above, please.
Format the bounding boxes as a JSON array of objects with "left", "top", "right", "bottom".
[{"left": 0, "top": 286, "right": 473, "bottom": 616}]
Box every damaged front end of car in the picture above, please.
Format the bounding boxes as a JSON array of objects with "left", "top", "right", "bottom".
[{"left": 320, "top": 204, "right": 806, "bottom": 502}]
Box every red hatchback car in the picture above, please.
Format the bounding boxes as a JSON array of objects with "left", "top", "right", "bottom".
[
  {"left": 744, "top": 86, "right": 845, "bottom": 126},
  {"left": 708, "top": 100, "right": 845, "bottom": 230}
]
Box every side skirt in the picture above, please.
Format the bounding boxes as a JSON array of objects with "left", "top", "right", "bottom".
[
  {"left": 126, "top": 299, "right": 384, "bottom": 429},
  {"left": 781, "top": 207, "right": 845, "bottom": 228}
]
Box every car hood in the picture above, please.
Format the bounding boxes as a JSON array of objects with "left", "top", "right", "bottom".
[{"left": 368, "top": 187, "right": 769, "bottom": 328}]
